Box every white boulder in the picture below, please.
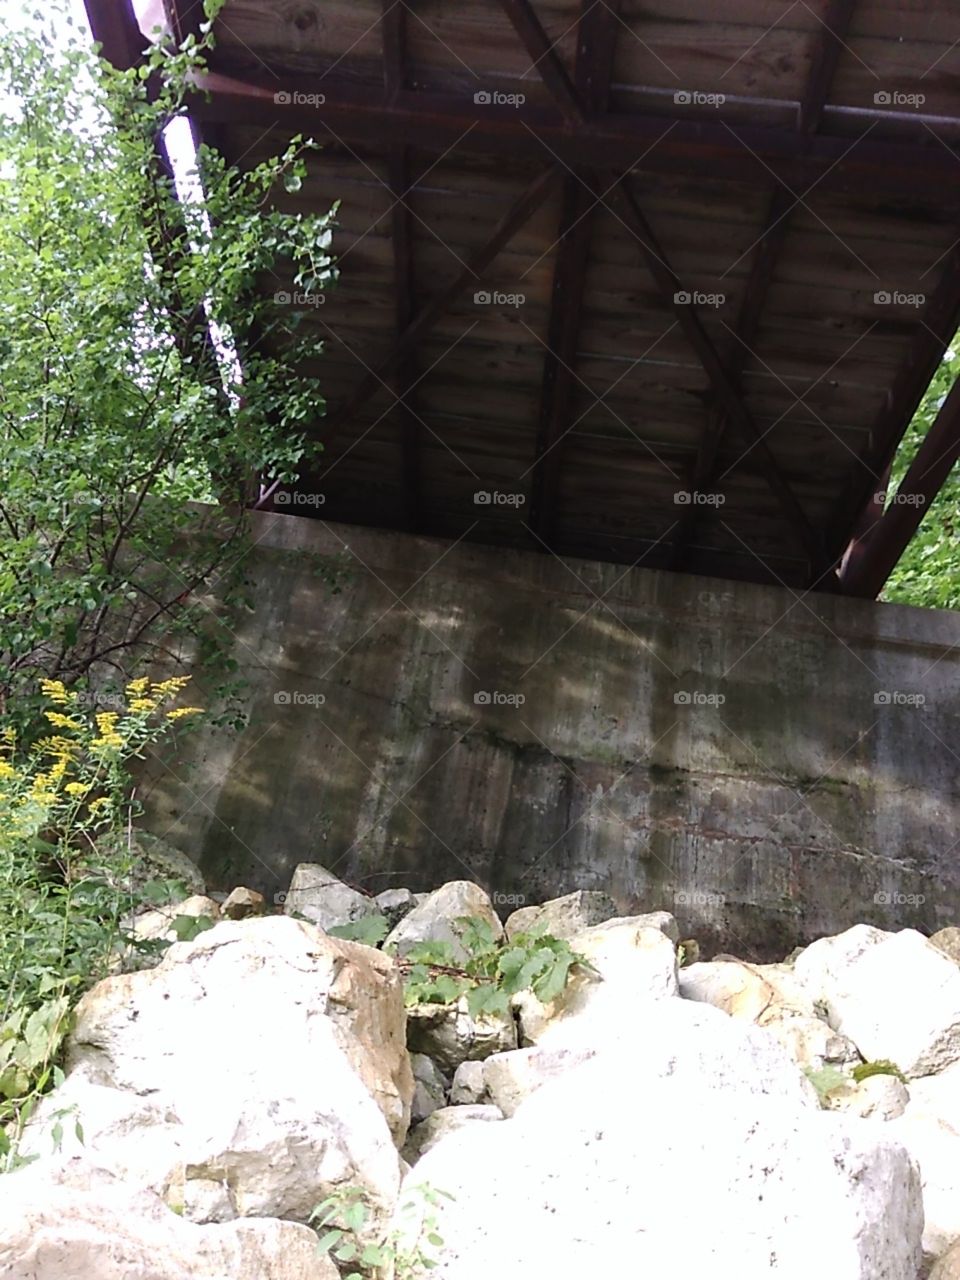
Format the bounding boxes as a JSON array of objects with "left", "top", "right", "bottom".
[
  {"left": 401, "top": 1105, "right": 505, "bottom": 1164},
  {"left": 407, "top": 997, "right": 517, "bottom": 1073},
  {"left": 503, "top": 891, "right": 619, "bottom": 941},
  {"left": 282, "top": 862, "right": 379, "bottom": 931},
  {"left": 385, "top": 881, "right": 502, "bottom": 962},
  {"left": 795, "top": 926, "right": 960, "bottom": 1077}
]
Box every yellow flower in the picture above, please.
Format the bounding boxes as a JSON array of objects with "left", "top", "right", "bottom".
[
  {"left": 0, "top": 761, "right": 15, "bottom": 781},
  {"left": 95, "top": 712, "right": 119, "bottom": 735},
  {"left": 87, "top": 796, "right": 111, "bottom": 814},
  {"left": 150, "top": 676, "right": 192, "bottom": 696},
  {"left": 40, "top": 679, "right": 73, "bottom": 705},
  {"left": 126, "top": 677, "right": 150, "bottom": 696},
  {"left": 44, "top": 711, "right": 82, "bottom": 731},
  {"left": 65, "top": 781, "right": 91, "bottom": 796},
  {"left": 165, "top": 706, "right": 203, "bottom": 721},
  {"left": 127, "top": 697, "right": 158, "bottom": 714}
]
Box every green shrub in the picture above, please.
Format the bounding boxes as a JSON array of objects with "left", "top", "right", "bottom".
[{"left": 0, "top": 676, "right": 201, "bottom": 1167}]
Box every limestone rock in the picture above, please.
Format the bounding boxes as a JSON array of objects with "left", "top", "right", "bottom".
[
  {"left": 42, "top": 917, "right": 410, "bottom": 1229},
  {"left": 516, "top": 918, "right": 679, "bottom": 1050},
  {"left": 401, "top": 1105, "right": 505, "bottom": 1165},
  {"left": 282, "top": 862, "right": 378, "bottom": 932},
  {"left": 450, "top": 1060, "right": 487, "bottom": 1106},
  {"left": 401, "top": 1029, "right": 922, "bottom": 1279},
  {"left": 407, "top": 997, "right": 517, "bottom": 1074},
  {"left": 95, "top": 830, "right": 206, "bottom": 903},
  {"left": 384, "top": 881, "right": 502, "bottom": 963},
  {"left": 221, "top": 887, "right": 266, "bottom": 919},
  {"left": 795, "top": 926, "right": 960, "bottom": 1077},
  {"left": 680, "top": 959, "right": 860, "bottom": 1074},
  {"left": 931, "top": 1239, "right": 960, "bottom": 1279},
  {"left": 411, "top": 1053, "right": 447, "bottom": 1124},
  {"left": 375, "top": 887, "right": 419, "bottom": 927},
  {"left": 132, "top": 896, "right": 221, "bottom": 945},
  {"left": 931, "top": 927, "right": 960, "bottom": 965},
  {"left": 0, "top": 1159, "right": 338, "bottom": 1280},
  {"left": 832, "top": 1073, "right": 909, "bottom": 1121},
  {"left": 480, "top": 1044, "right": 595, "bottom": 1117},
  {"left": 887, "top": 1060, "right": 960, "bottom": 1258},
  {"left": 503, "top": 891, "right": 618, "bottom": 941}
]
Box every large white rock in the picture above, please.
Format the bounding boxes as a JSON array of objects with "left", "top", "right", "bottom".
[
  {"left": 401, "top": 1105, "right": 505, "bottom": 1164},
  {"left": 794, "top": 926, "right": 960, "bottom": 1077},
  {"left": 479, "top": 1045, "right": 595, "bottom": 1117},
  {"left": 0, "top": 1159, "right": 338, "bottom": 1280},
  {"left": 886, "top": 1060, "right": 960, "bottom": 1258},
  {"left": 282, "top": 862, "right": 379, "bottom": 931},
  {"left": 402, "top": 1029, "right": 923, "bottom": 1279},
  {"left": 384, "top": 881, "right": 502, "bottom": 962},
  {"left": 516, "top": 918, "right": 679, "bottom": 1049},
  {"left": 35, "top": 917, "right": 411, "bottom": 1229},
  {"left": 680, "top": 959, "right": 860, "bottom": 1074},
  {"left": 503, "top": 891, "right": 619, "bottom": 941}
]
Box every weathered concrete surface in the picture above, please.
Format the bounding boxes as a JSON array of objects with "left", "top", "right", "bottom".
[{"left": 142, "top": 513, "right": 960, "bottom": 958}]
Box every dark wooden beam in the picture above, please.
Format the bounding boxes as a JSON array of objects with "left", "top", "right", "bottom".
[
  {"left": 837, "top": 373, "right": 960, "bottom": 597},
  {"left": 382, "top": 1, "right": 419, "bottom": 529},
  {"left": 672, "top": 0, "right": 858, "bottom": 568},
  {"left": 188, "top": 73, "right": 960, "bottom": 206},
  {"left": 829, "top": 245, "right": 960, "bottom": 574},
  {"left": 617, "top": 177, "right": 822, "bottom": 567},
  {"left": 527, "top": 0, "right": 622, "bottom": 539},
  {"left": 496, "top": 0, "right": 584, "bottom": 123},
  {"left": 83, "top": 0, "right": 145, "bottom": 70},
  {"left": 327, "top": 166, "right": 560, "bottom": 432},
  {"left": 529, "top": 173, "right": 598, "bottom": 540}
]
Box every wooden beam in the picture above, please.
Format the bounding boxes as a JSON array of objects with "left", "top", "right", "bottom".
[
  {"left": 529, "top": 173, "right": 598, "bottom": 540},
  {"left": 617, "top": 177, "right": 822, "bottom": 567},
  {"left": 527, "top": 0, "right": 622, "bottom": 539},
  {"left": 496, "top": 0, "right": 584, "bottom": 123},
  {"left": 837, "top": 374, "right": 960, "bottom": 597},
  {"left": 187, "top": 73, "right": 960, "bottom": 206},
  {"left": 83, "top": 0, "right": 145, "bottom": 70},
  {"left": 382, "top": 1, "right": 419, "bottom": 528},
  {"left": 829, "top": 245, "right": 960, "bottom": 572},
  {"left": 326, "top": 166, "right": 560, "bottom": 432},
  {"left": 672, "top": 0, "right": 858, "bottom": 568}
]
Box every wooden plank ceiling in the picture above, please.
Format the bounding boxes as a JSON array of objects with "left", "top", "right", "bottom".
[{"left": 91, "top": 0, "right": 960, "bottom": 592}]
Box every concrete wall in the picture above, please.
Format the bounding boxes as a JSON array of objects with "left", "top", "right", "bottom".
[{"left": 143, "top": 512, "right": 960, "bottom": 959}]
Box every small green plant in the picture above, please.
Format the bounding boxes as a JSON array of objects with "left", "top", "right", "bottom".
[
  {"left": 329, "top": 914, "right": 390, "bottom": 947},
  {"left": 398, "top": 916, "right": 583, "bottom": 1019},
  {"left": 311, "top": 1183, "right": 449, "bottom": 1279},
  {"left": 851, "top": 1058, "right": 906, "bottom": 1085}
]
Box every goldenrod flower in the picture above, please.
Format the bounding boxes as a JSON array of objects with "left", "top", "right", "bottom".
[
  {"left": 44, "top": 711, "right": 82, "bottom": 731},
  {"left": 65, "top": 781, "right": 91, "bottom": 797},
  {"left": 40, "top": 679, "right": 73, "bottom": 705},
  {"left": 0, "top": 761, "right": 15, "bottom": 781},
  {"left": 126, "top": 677, "right": 150, "bottom": 696},
  {"left": 127, "top": 697, "right": 158, "bottom": 714},
  {"left": 166, "top": 706, "right": 202, "bottom": 721}
]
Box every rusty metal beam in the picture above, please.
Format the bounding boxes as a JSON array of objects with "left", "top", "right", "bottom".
[{"left": 837, "top": 372, "right": 960, "bottom": 597}]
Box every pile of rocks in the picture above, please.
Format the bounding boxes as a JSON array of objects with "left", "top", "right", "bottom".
[{"left": 7, "top": 851, "right": 960, "bottom": 1279}]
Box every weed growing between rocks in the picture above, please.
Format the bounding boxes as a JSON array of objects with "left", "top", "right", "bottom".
[
  {"left": 330, "top": 913, "right": 586, "bottom": 1018},
  {"left": 312, "top": 1183, "right": 450, "bottom": 1279}
]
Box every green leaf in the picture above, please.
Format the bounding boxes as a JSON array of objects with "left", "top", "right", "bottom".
[{"left": 328, "top": 913, "right": 389, "bottom": 946}]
